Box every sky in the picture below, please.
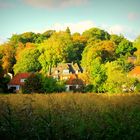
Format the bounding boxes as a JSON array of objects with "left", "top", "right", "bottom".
[{"left": 0, "top": 0, "right": 140, "bottom": 44}]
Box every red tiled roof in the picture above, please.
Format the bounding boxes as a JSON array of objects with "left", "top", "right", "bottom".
[
  {"left": 8, "top": 73, "right": 32, "bottom": 85},
  {"left": 66, "top": 74, "right": 84, "bottom": 85}
]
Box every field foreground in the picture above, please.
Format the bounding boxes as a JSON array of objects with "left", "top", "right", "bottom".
[{"left": 0, "top": 93, "right": 140, "bottom": 140}]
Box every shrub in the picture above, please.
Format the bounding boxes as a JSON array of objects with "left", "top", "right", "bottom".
[{"left": 22, "top": 73, "right": 43, "bottom": 93}]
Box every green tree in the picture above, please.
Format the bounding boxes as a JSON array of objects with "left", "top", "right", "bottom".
[
  {"left": 81, "top": 40, "right": 115, "bottom": 73},
  {"left": 115, "top": 39, "right": 136, "bottom": 57},
  {"left": 104, "top": 61, "right": 134, "bottom": 93},
  {"left": 82, "top": 27, "right": 110, "bottom": 41},
  {"left": 133, "top": 35, "right": 140, "bottom": 64},
  {"left": 110, "top": 34, "right": 124, "bottom": 45},
  {"left": 14, "top": 48, "right": 41, "bottom": 74},
  {"left": 66, "top": 27, "right": 71, "bottom": 35},
  {"left": 38, "top": 31, "right": 73, "bottom": 74},
  {"left": 90, "top": 58, "right": 107, "bottom": 92}
]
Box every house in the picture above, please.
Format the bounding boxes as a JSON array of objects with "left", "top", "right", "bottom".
[
  {"left": 51, "top": 63, "right": 84, "bottom": 91},
  {"left": 8, "top": 73, "right": 32, "bottom": 92},
  {"left": 65, "top": 74, "right": 84, "bottom": 91},
  {"left": 128, "top": 66, "right": 140, "bottom": 80},
  {"left": 51, "top": 63, "right": 83, "bottom": 80}
]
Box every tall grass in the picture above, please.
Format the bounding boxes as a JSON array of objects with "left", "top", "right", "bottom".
[{"left": 0, "top": 93, "right": 140, "bottom": 140}]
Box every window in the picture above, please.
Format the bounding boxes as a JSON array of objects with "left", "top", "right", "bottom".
[
  {"left": 20, "top": 78, "right": 26, "bottom": 83},
  {"left": 63, "top": 69, "right": 69, "bottom": 74}
]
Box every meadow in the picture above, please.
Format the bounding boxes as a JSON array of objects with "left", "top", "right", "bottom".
[{"left": 0, "top": 93, "right": 140, "bottom": 140}]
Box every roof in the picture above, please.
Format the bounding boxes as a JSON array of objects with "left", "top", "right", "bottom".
[
  {"left": 66, "top": 74, "right": 84, "bottom": 85},
  {"left": 51, "top": 63, "right": 83, "bottom": 76},
  {"left": 129, "top": 66, "right": 140, "bottom": 78},
  {"left": 8, "top": 73, "right": 32, "bottom": 86}
]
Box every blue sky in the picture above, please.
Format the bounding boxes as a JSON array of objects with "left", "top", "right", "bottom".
[{"left": 0, "top": 0, "right": 140, "bottom": 43}]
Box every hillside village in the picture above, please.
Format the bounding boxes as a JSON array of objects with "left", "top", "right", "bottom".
[{"left": 0, "top": 27, "right": 140, "bottom": 93}]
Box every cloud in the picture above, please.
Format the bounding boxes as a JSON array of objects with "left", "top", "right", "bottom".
[
  {"left": 108, "top": 25, "right": 125, "bottom": 34},
  {"left": 41, "top": 20, "right": 95, "bottom": 34},
  {"left": 0, "top": 37, "right": 7, "bottom": 44},
  {"left": 0, "top": 1, "right": 14, "bottom": 8},
  {"left": 23, "top": 0, "right": 89, "bottom": 8},
  {"left": 106, "top": 24, "right": 139, "bottom": 41},
  {"left": 128, "top": 12, "right": 139, "bottom": 20}
]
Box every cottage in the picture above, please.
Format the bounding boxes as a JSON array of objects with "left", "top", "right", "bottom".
[
  {"left": 51, "top": 63, "right": 83, "bottom": 80},
  {"left": 65, "top": 74, "right": 84, "bottom": 91},
  {"left": 52, "top": 63, "right": 84, "bottom": 91},
  {"left": 8, "top": 73, "right": 32, "bottom": 92}
]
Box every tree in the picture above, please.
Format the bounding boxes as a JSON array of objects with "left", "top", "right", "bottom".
[
  {"left": 22, "top": 73, "right": 43, "bottom": 93},
  {"left": 71, "top": 33, "right": 87, "bottom": 62},
  {"left": 43, "top": 30, "right": 56, "bottom": 38},
  {"left": 133, "top": 35, "right": 140, "bottom": 65},
  {"left": 14, "top": 48, "right": 41, "bottom": 74},
  {"left": 1, "top": 42, "right": 16, "bottom": 73},
  {"left": 90, "top": 58, "right": 107, "bottom": 92},
  {"left": 110, "top": 34, "right": 124, "bottom": 45},
  {"left": 115, "top": 39, "right": 136, "bottom": 57},
  {"left": 38, "top": 31, "right": 73, "bottom": 74},
  {"left": 22, "top": 73, "right": 65, "bottom": 93},
  {"left": 66, "top": 27, "right": 71, "bottom": 35},
  {"left": 82, "top": 27, "right": 110, "bottom": 41},
  {"left": 104, "top": 61, "right": 135, "bottom": 93},
  {"left": 81, "top": 40, "right": 115, "bottom": 73}
]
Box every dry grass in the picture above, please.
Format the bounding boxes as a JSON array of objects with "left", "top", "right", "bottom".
[{"left": 0, "top": 93, "right": 140, "bottom": 140}]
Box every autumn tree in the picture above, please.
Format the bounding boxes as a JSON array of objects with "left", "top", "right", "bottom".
[
  {"left": 81, "top": 40, "right": 115, "bottom": 73},
  {"left": 71, "top": 33, "right": 87, "bottom": 62},
  {"left": 38, "top": 31, "right": 73, "bottom": 74},
  {"left": 1, "top": 43, "right": 16, "bottom": 73}
]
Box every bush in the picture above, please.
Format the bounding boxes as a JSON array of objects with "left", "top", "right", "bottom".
[
  {"left": 135, "top": 82, "right": 140, "bottom": 92},
  {"left": 22, "top": 73, "right": 43, "bottom": 93},
  {"left": 22, "top": 73, "right": 66, "bottom": 93}
]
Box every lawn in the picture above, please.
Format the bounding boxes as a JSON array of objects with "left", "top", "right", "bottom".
[{"left": 0, "top": 93, "right": 140, "bottom": 140}]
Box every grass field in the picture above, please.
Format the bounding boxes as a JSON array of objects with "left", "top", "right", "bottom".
[{"left": 0, "top": 93, "right": 140, "bottom": 140}]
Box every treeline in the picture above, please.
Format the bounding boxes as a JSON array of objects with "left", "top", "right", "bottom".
[{"left": 0, "top": 27, "right": 140, "bottom": 93}]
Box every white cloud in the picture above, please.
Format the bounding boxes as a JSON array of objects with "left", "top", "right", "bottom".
[
  {"left": 108, "top": 25, "right": 124, "bottom": 34},
  {"left": 48, "top": 21, "right": 95, "bottom": 33},
  {"left": 106, "top": 24, "right": 139, "bottom": 41},
  {"left": 34, "top": 22, "right": 139, "bottom": 41},
  {"left": 0, "top": 37, "right": 7, "bottom": 44},
  {"left": 23, "top": 0, "right": 89, "bottom": 8}
]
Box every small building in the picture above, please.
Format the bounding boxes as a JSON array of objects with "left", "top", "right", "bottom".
[
  {"left": 51, "top": 63, "right": 83, "bottom": 80},
  {"left": 8, "top": 73, "right": 32, "bottom": 92},
  {"left": 51, "top": 63, "right": 84, "bottom": 91},
  {"left": 65, "top": 74, "right": 84, "bottom": 91}
]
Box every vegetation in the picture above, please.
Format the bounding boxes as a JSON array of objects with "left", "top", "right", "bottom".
[
  {"left": 0, "top": 27, "right": 140, "bottom": 93},
  {"left": 0, "top": 93, "right": 140, "bottom": 140}
]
